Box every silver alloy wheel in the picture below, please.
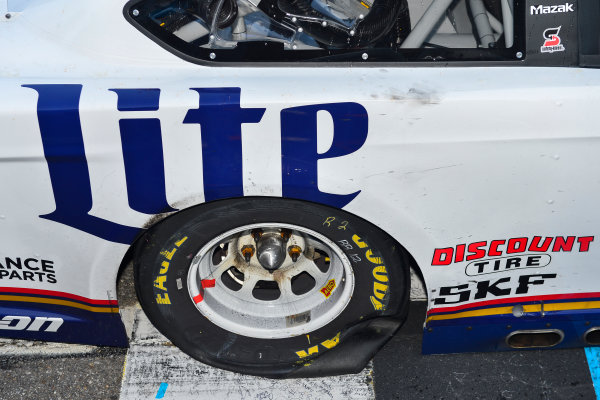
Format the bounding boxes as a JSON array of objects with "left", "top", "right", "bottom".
[{"left": 187, "top": 223, "right": 355, "bottom": 339}]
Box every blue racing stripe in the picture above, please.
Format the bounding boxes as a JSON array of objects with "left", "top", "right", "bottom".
[
  {"left": 585, "top": 347, "right": 600, "bottom": 399},
  {"left": 156, "top": 382, "right": 168, "bottom": 399}
]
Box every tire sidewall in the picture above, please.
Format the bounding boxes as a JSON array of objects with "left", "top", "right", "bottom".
[{"left": 135, "top": 198, "right": 407, "bottom": 370}]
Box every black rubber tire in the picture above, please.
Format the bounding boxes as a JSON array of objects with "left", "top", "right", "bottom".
[{"left": 134, "top": 197, "right": 409, "bottom": 378}]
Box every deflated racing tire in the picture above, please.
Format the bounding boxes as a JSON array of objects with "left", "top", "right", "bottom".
[{"left": 134, "top": 197, "right": 410, "bottom": 378}]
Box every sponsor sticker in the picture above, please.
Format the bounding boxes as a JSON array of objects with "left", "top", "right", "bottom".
[
  {"left": 433, "top": 273, "right": 558, "bottom": 305},
  {"left": 0, "top": 315, "right": 63, "bottom": 332},
  {"left": 465, "top": 254, "right": 552, "bottom": 276},
  {"left": 286, "top": 311, "right": 311, "bottom": 327},
  {"left": 541, "top": 26, "right": 565, "bottom": 53},
  {"left": 0, "top": 257, "right": 57, "bottom": 284},
  {"left": 530, "top": 2, "right": 574, "bottom": 14},
  {"left": 431, "top": 235, "right": 593, "bottom": 266},
  {"left": 320, "top": 279, "right": 336, "bottom": 298}
]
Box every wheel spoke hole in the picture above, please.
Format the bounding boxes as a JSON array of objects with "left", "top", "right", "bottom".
[
  {"left": 291, "top": 271, "right": 316, "bottom": 296},
  {"left": 313, "top": 249, "right": 330, "bottom": 273},
  {"left": 212, "top": 242, "right": 229, "bottom": 265},
  {"left": 252, "top": 280, "right": 281, "bottom": 301},
  {"left": 221, "top": 266, "right": 244, "bottom": 291}
]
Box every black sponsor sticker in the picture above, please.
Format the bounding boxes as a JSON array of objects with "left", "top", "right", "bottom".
[{"left": 0, "top": 257, "right": 57, "bottom": 284}]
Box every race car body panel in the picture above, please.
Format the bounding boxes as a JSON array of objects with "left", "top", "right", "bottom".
[{"left": 0, "top": 0, "right": 599, "bottom": 355}]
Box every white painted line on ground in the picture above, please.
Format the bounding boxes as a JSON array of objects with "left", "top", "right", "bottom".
[{"left": 119, "top": 309, "right": 375, "bottom": 400}]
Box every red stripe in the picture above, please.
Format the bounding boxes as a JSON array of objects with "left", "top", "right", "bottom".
[
  {"left": 428, "top": 292, "right": 600, "bottom": 316},
  {"left": 0, "top": 287, "right": 118, "bottom": 306}
]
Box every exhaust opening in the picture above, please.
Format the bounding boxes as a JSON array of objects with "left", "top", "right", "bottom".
[
  {"left": 584, "top": 327, "right": 600, "bottom": 345},
  {"left": 506, "top": 329, "right": 564, "bottom": 349}
]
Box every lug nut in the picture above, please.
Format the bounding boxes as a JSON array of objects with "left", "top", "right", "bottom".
[
  {"left": 280, "top": 229, "right": 292, "bottom": 241},
  {"left": 288, "top": 245, "right": 302, "bottom": 262},
  {"left": 251, "top": 229, "right": 263, "bottom": 242},
  {"left": 241, "top": 245, "right": 255, "bottom": 262}
]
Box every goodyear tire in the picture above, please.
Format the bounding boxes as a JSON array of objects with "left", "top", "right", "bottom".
[{"left": 134, "top": 198, "right": 409, "bottom": 378}]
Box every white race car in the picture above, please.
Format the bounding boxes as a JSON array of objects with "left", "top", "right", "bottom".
[{"left": 0, "top": 0, "right": 598, "bottom": 378}]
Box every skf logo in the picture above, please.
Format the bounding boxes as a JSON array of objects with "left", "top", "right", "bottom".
[
  {"left": 530, "top": 3, "right": 574, "bottom": 14},
  {"left": 541, "top": 26, "right": 565, "bottom": 53},
  {"left": 320, "top": 279, "right": 336, "bottom": 298},
  {"left": 434, "top": 274, "right": 557, "bottom": 305},
  {"left": 0, "top": 316, "right": 63, "bottom": 332}
]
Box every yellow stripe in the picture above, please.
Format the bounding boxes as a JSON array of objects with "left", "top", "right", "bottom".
[
  {"left": 426, "top": 301, "right": 600, "bottom": 323},
  {"left": 543, "top": 301, "right": 600, "bottom": 312},
  {"left": 0, "top": 295, "right": 118, "bottom": 313},
  {"left": 427, "top": 305, "right": 538, "bottom": 322}
]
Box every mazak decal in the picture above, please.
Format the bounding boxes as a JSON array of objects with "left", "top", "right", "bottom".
[
  {"left": 541, "top": 27, "right": 565, "bottom": 53},
  {"left": 433, "top": 273, "right": 557, "bottom": 305},
  {"left": 431, "top": 235, "right": 593, "bottom": 266},
  {"left": 530, "top": 3, "right": 574, "bottom": 14},
  {"left": 0, "top": 316, "right": 64, "bottom": 332},
  {"left": 0, "top": 257, "right": 57, "bottom": 284},
  {"left": 24, "top": 85, "right": 369, "bottom": 244}
]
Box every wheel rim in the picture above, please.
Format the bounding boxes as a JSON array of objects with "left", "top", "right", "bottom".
[{"left": 187, "top": 223, "right": 355, "bottom": 339}]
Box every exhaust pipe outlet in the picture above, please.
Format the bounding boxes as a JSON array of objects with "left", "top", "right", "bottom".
[
  {"left": 506, "top": 329, "right": 564, "bottom": 349},
  {"left": 584, "top": 327, "right": 600, "bottom": 345}
]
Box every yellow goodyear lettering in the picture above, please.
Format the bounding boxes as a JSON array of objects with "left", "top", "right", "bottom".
[
  {"left": 153, "top": 237, "right": 188, "bottom": 305},
  {"left": 159, "top": 261, "right": 169, "bottom": 274},
  {"left": 373, "top": 281, "right": 388, "bottom": 300},
  {"left": 296, "top": 345, "right": 319, "bottom": 359},
  {"left": 352, "top": 234, "right": 368, "bottom": 248},
  {"left": 320, "top": 332, "right": 340, "bottom": 349},
  {"left": 353, "top": 236, "right": 390, "bottom": 311},
  {"left": 370, "top": 296, "right": 383, "bottom": 310},
  {"left": 350, "top": 234, "right": 391, "bottom": 311},
  {"left": 160, "top": 248, "right": 177, "bottom": 260},
  {"left": 370, "top": 270, "right": 389, "bottom": 310},
  {"left": 295, "top": 332, "right": 341, "bottom": 359},
  {"left": 372, "top": 265, "right": 388, "bottom": 282},
  {"left": 156, "top": 293, "right": 171, "bottom": 305},
  {"left": 365, "top": 249, "right": 382, "bottom": 265},
  {"left": 320, "top": 279, "right": 336, "bottom": 298},
  {"left": 175, "top": 237, "right": 188, "bottom": 247},
  {"left": 154, "top": 275, "right": 167, "bottom": 291}
]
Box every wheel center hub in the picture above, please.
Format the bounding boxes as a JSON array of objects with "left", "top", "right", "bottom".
[{"left": 256, "top": 232, "right": 286, "bottom": 271}]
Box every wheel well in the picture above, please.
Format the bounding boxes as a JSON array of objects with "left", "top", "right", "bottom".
[
  {"left": 404, "top": 247, "right": 427, "bottom": 301},
  {"left": 116, "top": 240, "right": 139, "bottom": 308},
  {"left": 114, "top": 196, "right": 429, "bottom": 307}
]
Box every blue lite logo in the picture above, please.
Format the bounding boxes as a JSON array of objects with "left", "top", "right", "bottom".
[{"left": 23, "top": 85, "right": 369, "bottom": 244}]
